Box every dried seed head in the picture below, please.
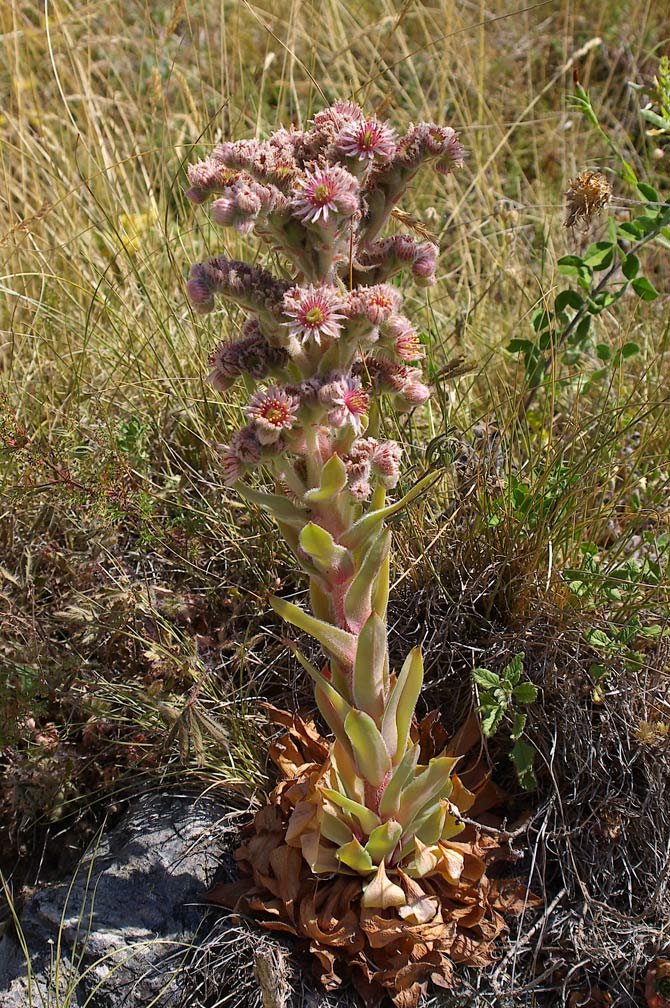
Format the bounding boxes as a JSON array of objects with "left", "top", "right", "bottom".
[{"left": 564, "top": 170, "right": 612, "bottom": 229}]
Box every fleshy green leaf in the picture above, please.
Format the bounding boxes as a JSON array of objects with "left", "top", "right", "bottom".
[
  {"left": 331, "top": 740, "right": 364, "bottom": 802},
  {"left": 344, "top": 709, "right": 392, "bottom": 788},
  {"left": 378, "top": 745, "right": 419, "bottom": 818},
  {"left": 312, "top": 681, "right": 353, "bottom": 755},
  {"left": 365, "top": 820, "right": 403, "bottom": 864},
  {"left": 344, "top": 530, "right": 391, "bottom": 629},
  {"left": 299, "top": 522, "right": 352, "bottom": 577},
  {"left": 320, "top": 787, "right": 381, "bottom": 835},
  {"left": 286, "top": 640, "right": 353, "bottom": 746},
  {"left": 303, "top": 453, "right": 348, "bottom": 502},
  {"left": 270, "top": 595, "right": 356, "bottom": 668},
  {"left": 235, "top": 484, "right": 307, "bottom": 528},
  {"left": 411, "top": 800, "right": 446, "bottom": 845},
  {"left": 352, "top": 614, "right": 388, "bottom": 721},
  {"left": 381, "top": 647, "right": 423, "bottom": 760},
  {"left": 339, "top": 472, "right": 438, "bottom": 551},
  {"left": 372, "top": 542, "right": 390, "bottom": 621},
  {"left": 320, "top": 811, "right": 354, "bottom": 847},
  {"left": 336, "top": 836, "right": 374, "bottom": 873},
  {"left": 397, "top": 756, "right": 459, "bottom": 827}
]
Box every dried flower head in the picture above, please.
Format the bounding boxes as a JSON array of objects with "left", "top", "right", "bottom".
[{"left": 564, "top": 170, "right": 612, "bottom": 229}]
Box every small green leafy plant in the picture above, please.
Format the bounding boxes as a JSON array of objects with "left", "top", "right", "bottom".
[
  {"left": 508, "top": 79, "right": 669, "bottom": 397},
  {"left": 473, "top": 653, "right": 538, "bottom": 790},
  {"left": 565, "top": 539, "right": 668, "bottom": 700}
]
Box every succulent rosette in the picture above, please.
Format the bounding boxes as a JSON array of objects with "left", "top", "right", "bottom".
[{"left": 184, "top": 104, "right": 524, "bottom": 1006}]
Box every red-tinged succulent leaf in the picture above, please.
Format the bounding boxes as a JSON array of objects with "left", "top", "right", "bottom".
[
  {"left": 378, "top": 745, "right": 419, "bottom": 817},
  {"left": 339, "top": 472, "right": 438, "bottom": 551},
  {"left": 320, "top": 809, "right": 354, "bottom": 846},
  {"left": 365, "top": 819, "right": 402, "bottom": 863},
  {"left": 321, "top": 786, "right": 381, "bottom": 834},
  {"left": 269, "top": 594, "right": 357, "bottom": 668},
  {"left": 337, "top": 836, "right": 375, "bottom": 872},
  {"left": 299, "top": 522, "right": 353, "bottom": 578},
  {"left": 397, "top": 755, "right": 459, "bottom": 827},
  {"left": 303, "top": 452, "right": 348, "bottom": 503},
  {"left": 344, "top": 530, "right": 391, "bottom": 631}
]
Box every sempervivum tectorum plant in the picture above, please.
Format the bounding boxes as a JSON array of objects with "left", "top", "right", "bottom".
[{"left": 184, "top": 103, "right": 530, "bottom": 1006}]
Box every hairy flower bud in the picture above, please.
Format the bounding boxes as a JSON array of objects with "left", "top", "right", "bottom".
[
  {"left": 369, "top": 439, "right": 402, "bottom": 488},
  {"left": 185, "top": 157, "right": 239, "bottom": 204},
  {"left": 187, "top": 258, "right": 290, "bottom": 317}
]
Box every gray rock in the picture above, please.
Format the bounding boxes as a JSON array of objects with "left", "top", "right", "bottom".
[{"left": 0, "top": 790, "right": 235, "bottom": 1008}]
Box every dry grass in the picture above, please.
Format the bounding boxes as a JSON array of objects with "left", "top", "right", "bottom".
[{"left": 2, "top": 0, "right": 670, "bottom": 1004}]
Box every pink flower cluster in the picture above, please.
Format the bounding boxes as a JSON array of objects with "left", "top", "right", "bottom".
[
  {"left": 185, "top": 101, "right": 462, "bottom": 285},
  {"left": 184, "top": 103, "right": 461, "bottom": 496}
]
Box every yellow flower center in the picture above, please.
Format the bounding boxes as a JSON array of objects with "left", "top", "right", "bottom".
[
  {"left": 312, "top": 183, "right": 331, "bottom": 204},
  {"left": 264, "top": 403, "right": 287, "bottom": 425}
]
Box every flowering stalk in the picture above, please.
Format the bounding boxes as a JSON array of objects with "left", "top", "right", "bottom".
[{"left": 185, "top": 103, "right": 469, "bottom": 908}]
